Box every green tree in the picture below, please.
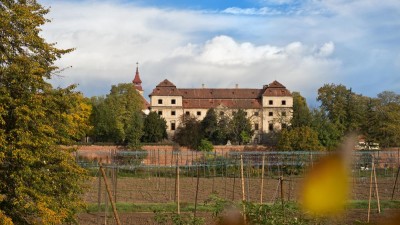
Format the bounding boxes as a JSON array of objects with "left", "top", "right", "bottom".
[
  {"left": 126, "top": 111, "right": 144, "bottom": 149},
  {"left": 142, "top": 111, "right": 167, "bottom": 143},
  {"left": 200, "top": 108, "right": 219, "bottom": 144},
  {"left": 198, "top": 139, "right": 214, "bottom": 152},
  {"left": 0, "top": 1, "right": 87, "bottom": 223},
  {"left": 229, "top": 109, "right": 253, "bottom": 145},
  {"left": 373, "top": 92, "right": 400, "bottom": 147},
  {"left": 317, "top": 84, "right": 350, "bottom": 134},
  {"left": 291, "top": 92, "right": 312, "bottom": 128},
  {"left": 173, "top": 116, "right": 203, "bottom": 149},
  {"left": 90, "top": 83, "right": 143, "bottom": 144},
  {"left": 214, "top": 113, "right": 230, "bottom": 145},
  {"left": 277, "top": 126, "right": 323, "bottom": 151},
  {"left": 310, "top": 108, "right": 341, "bottom": 150}
]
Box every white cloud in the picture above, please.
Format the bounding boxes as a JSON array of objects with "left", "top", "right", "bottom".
[
  {"left": 40, "top": 0, "right": 400, "bottom": 103},
  {"left": 222, "top": 7, "right": 281, "bottom": 15}
]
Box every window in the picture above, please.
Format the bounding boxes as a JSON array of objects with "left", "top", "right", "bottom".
[
  {"left": 158, "top": 99, "right": 163, "bottom": 104},
  {"left": 185, "top": 111, "right": 190, "bottom": 116},
  {"left": 244, "top": 112, "right": 248, "bottom": 116},
  {"left": 269, "top": 100, "right": 273, "bottom": 105},
  {"left": 268, "top": 111, "right": 273, "bottom": 116},
  {"left": 282, "top": 100, "right": 286, "bottom": 105},
  {"left": 254, "top": 112, "right": 259, "bottom": 116},
  {"left": 281, "top": 111, "right": 286, "bottom": 117},
  {"left": 268, "top": 123, "right": 274, "bottom": 131},
  {"left": 197, "top": 111, "right": 201, "bottom": 116},
  {"left": 171, "top": 99, "right": 176, "bottom": 104},
  {"left": 171, "top": 111, "right": 176, "bottom": 116},
  {"left": 255, "top": 123, "right": 259, "bottom": 130},
  {"left": 282, "top": 123, "right": 287, "bottom": 129},
  {"left": 171, "top": 122, "right": 176, "bottom": 131},
  {"left": 158, "top": 111, "right": 163, "bottom": 116},
  {"left": 220, "top": 111, "right": 224, "bottom": 116}
]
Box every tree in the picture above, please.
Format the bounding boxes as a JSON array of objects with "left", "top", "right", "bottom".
[
  {"left": 317, "top": 84, "right": 350, "bottom": 135},
  {"left": 214, "top": 113, "right": 230, "bottom": 145},
  {"left": 173, "top": 116, "right": 203, "bottom": 149},
  {"left": 229, "top": 109, "right": 254, "bottom": 145},
  {"left": 142, "top": 111, "right": 167, "bottom": 143},
  {"left": 126, "top": 111, "right": 144, "bottom": 149},
  {"left": 90, "top": 83, "right": 143, "bottom": 144},
  {"left": 198, "top": 139, "right": 214, "bottom": 152},
  {"left": 0, "top": 1, "right": 87, "bottom": 223},
  {"left": 373, "top": 92, "right": 400, "bottom": 147},
  {"left": 310, "top": 108, "right": 342, "bottom": 150},
  {"left": 200, "top": 108, "right": 219, "bottom": 144},
  {"left": 277, "top": 126, "right": 323, "bottom": 151},
  {"left": 291, "top": 92, "right": 312, "bottom": 128}
]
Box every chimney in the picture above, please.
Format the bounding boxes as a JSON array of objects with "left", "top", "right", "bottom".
[
  {"left": 235, "top": 84, "right": 239, "bottom": 89},
  {"left": 202, "top": 84, "right": 205, "bottom": 88}
]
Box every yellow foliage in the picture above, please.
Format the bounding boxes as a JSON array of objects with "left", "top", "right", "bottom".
[
  {"left": 0, "top": 211, "right": 13, "bottom": 225},
  {"left": 301, "top": 154, "right": 349, "bottom": 216}
]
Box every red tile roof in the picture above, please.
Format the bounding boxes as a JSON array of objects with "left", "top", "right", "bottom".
[
  {"left": 149, "top": 80, "right": 291, "bottom": 109},
  {"left": 179, "top": 89, "right": 263, "bottom": 99},
  {"left": 262, "top": 80, "right": 292, "bottom": 97},
  {"left": 182, "top": 99, "right": 262, "bottom": 109}
]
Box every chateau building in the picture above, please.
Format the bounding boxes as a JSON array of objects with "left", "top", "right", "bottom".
[
  {"left": 148, "top": 79, "right": 293, "bottom": 143},
  {"left": 132, "top": 64, "right": 293, "bottom": 143}
]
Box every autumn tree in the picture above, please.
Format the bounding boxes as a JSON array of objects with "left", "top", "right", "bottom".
[
  {"left": 0, "top": 1, "right": 88, "bottom": 223},
  {"left": 142, "top": 111, "right": 167, "bottom": 143}
]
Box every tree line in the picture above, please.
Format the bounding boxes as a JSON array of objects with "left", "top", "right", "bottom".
[
  {"left": 87, "top": 83, "right": 400, "bottom": 152},
  {"left": 280, "top": 85, "right": 400, "bottom": 150}
]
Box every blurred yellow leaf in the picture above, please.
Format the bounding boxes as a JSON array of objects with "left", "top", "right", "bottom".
[{"left": 301, "top": 154, "right": 349, "bottom": 215}]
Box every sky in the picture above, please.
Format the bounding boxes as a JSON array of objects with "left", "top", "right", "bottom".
[{"left": 40, "top": 0, "right": 400, "bottom": 106}]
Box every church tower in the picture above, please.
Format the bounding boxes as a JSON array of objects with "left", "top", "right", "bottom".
[{"left": 132, "top": 62, "right": 144, "bottom": 96}]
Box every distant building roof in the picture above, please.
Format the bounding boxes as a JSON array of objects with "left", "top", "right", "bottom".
[{"left": 149, "top": 79, "right": 291, "bottom": 109}]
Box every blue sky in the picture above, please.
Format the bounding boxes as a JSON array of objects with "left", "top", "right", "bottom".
[{"left": 41, "top": 0, "right": 400, "bottom": 106}]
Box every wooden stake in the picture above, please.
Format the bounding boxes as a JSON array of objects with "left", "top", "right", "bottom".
[
  {"left": 176, "top": 154, "right": 180, "bottom": 214},
  {"left": 373, "top": 160, "right": 381, "bottom": 213},
  {"left": 260, "top": 154, "right": 265, "bottom": 204},
  {"left": 392, "top": 166, "right": 400, "bottom": 200},
  {"left": 194, "top": 164, "right": 200, "bottom": 219},
  {"left": 99, "top": 164, "right": 121, "bottom": 225},
  {"left": 367, "top": 159, "right": 374, "bottom": 223},
  {"left": 280, "top": 176, "right": 284, "bottom": 211},
  {"left": 240, "top": 155, "right": 246, "bottom": 223}
]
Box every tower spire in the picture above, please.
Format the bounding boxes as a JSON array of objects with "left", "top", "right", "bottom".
[{"left": 132, "top": 62, "right": 143, "bottom": 94}]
